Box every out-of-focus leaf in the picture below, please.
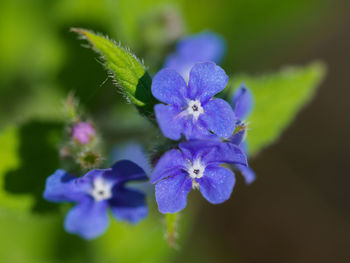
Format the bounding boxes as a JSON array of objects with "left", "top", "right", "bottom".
[
  {"left": 0, "top": 127, "right": 33, "bottom": 211},
  {"left": 0, "top": 209, "right": 93, "bottom": 263},
  {"left": 228, "top": 62, "right": 326, "bottom": 156},
  {"left": 72, "top": 28, "right": 156, "bottom": 117},
  {"left": 0, "top": 212, "right": 56, "bottom": 263},
  {"left": 2, "top": 121, "right": 63, "bottom": 213},
  {"left": 110, "top": 0, "right": 178, "bottom": 47},
  {"left": 0, "top": 0, "right": 64, "bottom": 84},
  {"left": 0, "top": 85, "right": 65, "bottom": 126}
]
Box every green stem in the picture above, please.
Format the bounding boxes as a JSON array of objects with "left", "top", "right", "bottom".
[{"left": 165, "top": 213, "right": 179, "bottom": 247}]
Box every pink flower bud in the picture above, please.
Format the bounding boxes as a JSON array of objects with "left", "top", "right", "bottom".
[{"left": 72, "top": 122, "right": 95, "bottom": 144}]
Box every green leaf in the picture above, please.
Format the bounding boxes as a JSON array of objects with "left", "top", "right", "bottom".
[
  {"left": 228, "top": 62, "right": 326, "bottom": 156},
  {"left": 71, "top": 28, "right": 156, "bottom": 117}
]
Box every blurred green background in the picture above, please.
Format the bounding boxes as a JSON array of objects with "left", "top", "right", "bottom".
[{"left": 0, "top": 0, "right": 349, "bottom": 262}]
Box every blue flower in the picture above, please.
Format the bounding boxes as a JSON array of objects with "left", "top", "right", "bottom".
[
  {"left": 230, "top": 84, "right": 256, "bottom": 184},
  {"left": 164, "top": 31, "right": 226, "bottom": 82},
  {"left": 231, "top": 83, "right": 254, "bottom": 121},
  {"left": 152, "top": 62, "right": 235, "bottom": 141},
  {"left": 151, "top": 140, "right": 247, "bottom": 213},
  {"left": 43, "top": 160, "right": 148, "bottom": 240}
]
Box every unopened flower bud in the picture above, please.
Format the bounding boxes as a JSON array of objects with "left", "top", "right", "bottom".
[
  {"left": 78, "top": 151, "right": 101, "bottom": 170},
  {"left": 72, "top": 122, "right": 95, "bottom": 145}
]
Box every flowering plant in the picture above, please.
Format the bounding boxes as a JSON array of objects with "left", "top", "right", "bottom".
[
  {"left": 0, "top": 1, "right": 330, "bottom": 261},
  {"left": 0, "top": 26, "right": 325, "bottom": 262},
  {"left": 32, "top": 28, "right": 324, "bottom": 246}
]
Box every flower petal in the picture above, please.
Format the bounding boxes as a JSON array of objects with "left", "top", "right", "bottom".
[
  {"left": 197, "top": 166, "right": 235, "bottom": 204},
  {"left": 84, "top": 169, "right": 110, "bottom": 180},
  {"left": 163, "top": 55, "right": 194, "bottom": 83},
  {"left": 109, "top": 160, "right": 147, "bottom": 184},
  {"left": 155, "top": 173, "right": 192, "bottom": 213},
  {"left": 64, "top": 199, "right": 109, "bottom": 240},
  {"left": 179, "top": 140, "right": 220, "bottom": 162},
  {"left": 43, "top": 169, "right": 90, "bottom": 203},
  {"left": 109, "top": 187, "right": 148, "bottom": 224},
  {"left": 164, "top": 31, "right": 226, "bottom": 82},
  {"left": 235, "top": 164, "right": 256, "bottom": 184},
  {"left": 218, "top": 143, "right": 248, "bottom": 166},
  {"left": 179, "top": 140, "right": 247, "bottom": 166},
  {"left": 151, "top": 68, "right": 187, "bottom": 106},
  {"left": 176, "top": 32, "right": 226, "bottom": 64},
  {"left": 183, "top": 117, "right": 212, "bottom": 140},
  {"left": 111, "top": 143, "right": 152, "bottom": 177},
  {"left": 188, "top": 62, "right": 228, "bottom": 103},
  {"left": 201, "top": 98, "right": 235, "bottom": 138},
  {"left": 151, "top": 149, "right": 186, "bottom": 184},
  {"left": 229, "top": 128, "right": 247, "bottom": 146},
  {"left": 240, "top": 141, "right": 249, "bottom": 156},
  {"left": 232, "top": 84, "right": 254, "bottom": 120},
  {"left": 154, "top": 104, "right": 185, "bottom": 140}
]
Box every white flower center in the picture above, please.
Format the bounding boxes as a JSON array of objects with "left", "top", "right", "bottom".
[
  {"left": 187, "top": 159, "right": 205, "bottom": 179},
  {"left": 90, "top": 177, "right": 113, "bottom": 202},
  {"left": 186, "top": 100, "right": 204, "bottom": 121}
]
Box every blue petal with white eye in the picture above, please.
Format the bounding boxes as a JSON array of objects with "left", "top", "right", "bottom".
[
  {"left": 152, "top": 62, "right": 234, "bottom": 140},
  {"left": 44, "top": 160, "right": 149, "bottom": 240}
]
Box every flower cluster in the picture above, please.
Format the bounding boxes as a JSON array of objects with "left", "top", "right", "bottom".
[
  {"left": 43, "top": 31, "right": 256, "bottom": 241},
  {"left": 151, "top": 61, "right": 252, "bottom": 213}
]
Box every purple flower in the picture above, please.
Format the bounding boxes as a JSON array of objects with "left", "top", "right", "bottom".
[
  {"left": 164, "top": 31, "right": 226, "bottom": 82},
  {"left": 230, "top": 84, "right": 256, "bottom": 184},
  {"left": 151, "top": 140, "right": 247, "bottom": 213},
  {"left": 43, "top": 160, "right": 148, "bottom": 240},
  {"left": 152, "top": 62, "right": 235, "bottom": 140},
  {"left": 72, "top": 122, "right": 95, "bottom": 144}
]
